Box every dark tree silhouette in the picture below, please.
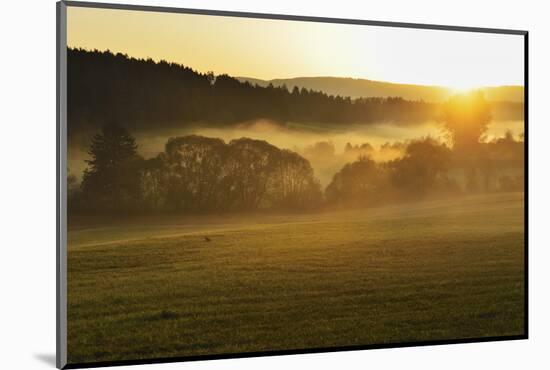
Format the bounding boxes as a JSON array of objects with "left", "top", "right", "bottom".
[
  {"left": 71, "top": 129, "right": 522, "bottom": 214},
  {"left": 271, "top": 149, "right": 322, "bottom": 209},
  {"left": 441, "top": 92, "right": 492, "bottom": 192},
  {"left": 68, "top": 48, "right": 439, "bottom": 133},
  {"left": 388, "top": 137, "right": 453, "bottom": 197},
  {"left": 163, "top": 135, "right": 227, "bottom": 211},
  {"left": 135, "top": 135, "right": 325, "bottom": 212},
  {"left": 442, "top": 91, "right": 492, "bottom": 152},
  {"left": 325, "top": 138, "right": 457, "bottom": 206},
  {"left": 140, "top": 155, "right": 168, "bottom": 211},
  {"left": 325, "top": 156, "right": 384, "bottom": 206},
  {"left": 80, "top": 123, "right": 143, "bottom": 211},
  {"left": 224, "top": 138, "right": 281, "bottom": 210}
]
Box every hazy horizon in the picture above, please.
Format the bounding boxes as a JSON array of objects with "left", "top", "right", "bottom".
[
  {"left": 68, "top": 7, "right": 524, "bottom": 89},
  {"left": 64, "top": 6, "right": 525, "bottom": 365},
  {"left": 66, "top": 45, "right": 525, "bottom": 93}
]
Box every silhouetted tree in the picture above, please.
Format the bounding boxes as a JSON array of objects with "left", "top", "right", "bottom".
[
  {"left": 325, "top": 156, "right": 384, "bottom": 206},
  {"left": 271, "top": 149, "right": 322, "bottom": 209},
  {"left": 388, "top": 137, "right": 453, "bottom": 197},
  {"left": 129, "top": 134, "right": 323, "bottom": 212},
  {"left": 140, "top": 154, "right": 168, "bottom": 210},
  {"left": 80, "top": 123, "right": 143, "bottom": 211},
  {"left": 224, "top": 138, "right": 280, "bottom": 210},
  {"left": 303, "top": 141, "right": 336, "bottom": 160},
  {"left": 442, "top": 91, "right": 492, "bottom": 152},
  {"left": 442, "top": 92, "right": 492, "bottom": 193},
  {"left": 163, "top": 135, "right": 227, "bottom": 211},
  {"left": 325, "top": 138, "right": 456, "bottom": 206}
]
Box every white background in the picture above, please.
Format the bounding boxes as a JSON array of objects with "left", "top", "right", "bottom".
[{"left": 0, "top": 0, "right": 548, "bottom": 369}]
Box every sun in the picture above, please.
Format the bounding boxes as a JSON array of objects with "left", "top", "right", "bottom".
[{"left": 446, "top": 81, "right": 483, "bottom": 94}]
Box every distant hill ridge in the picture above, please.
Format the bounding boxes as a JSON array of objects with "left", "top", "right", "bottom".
[
  {"left": 236, "top": 76, "right": 524, "bottom": 103},
  {"left": 67, "top": 48, "right": 524, "bottom": 135}
]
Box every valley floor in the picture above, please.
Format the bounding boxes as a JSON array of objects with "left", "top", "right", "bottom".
[{"left": 67, "top": 192, "right": 525, "bottom": 364}]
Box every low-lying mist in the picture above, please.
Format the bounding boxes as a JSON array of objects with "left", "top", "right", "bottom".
[{"left": 68, "top": 118, "right": 524, "bottom": 186}]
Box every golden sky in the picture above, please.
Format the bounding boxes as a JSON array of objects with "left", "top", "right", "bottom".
[{"left": 67, "top": 6, "right": 524, "bottom": 89}]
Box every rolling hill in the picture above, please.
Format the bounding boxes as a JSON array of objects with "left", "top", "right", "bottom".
[{"left": 237, "top": 76, "right": 524, "bottom": 103}]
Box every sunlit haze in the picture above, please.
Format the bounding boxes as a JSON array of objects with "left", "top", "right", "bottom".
[{"left": 68, "top": 6, "right": 524, "bottom": 88}]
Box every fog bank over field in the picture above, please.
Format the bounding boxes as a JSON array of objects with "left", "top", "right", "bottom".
[
  {"left": 68, "top": 118, "right": 524, "bottom": 186},
  {"left": 66, "top": 48, "right": 525, "bottom": 186}
]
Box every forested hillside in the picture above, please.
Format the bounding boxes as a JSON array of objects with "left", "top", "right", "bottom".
[{"left": 68, "top": 48, "right": 440, "bottom": 131}]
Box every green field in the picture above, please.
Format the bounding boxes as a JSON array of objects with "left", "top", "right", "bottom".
[{"left": 67, "top": 192, "right": 525, "bottom": 364}]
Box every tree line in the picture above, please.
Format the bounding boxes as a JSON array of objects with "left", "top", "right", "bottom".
[
  {"left": 68, "top": 48, "right": 438, "bottom": 132},
  {"left": 324, "top": 92, "right": 524, "bottom": 206},
  {"left": 325, "top": 138, "right": 458, "bottom": 206},
  {"left": 69, "top": 124, "right": 455, "bottom": 213},
  {"left": 69, "top": 125, "right": 322, "bottom": 213},
  {"left": 68, "top": 61, "right": 524, "bottom": 214},
  {"left": 69, "top": 127, "right": 523, "bottom": 215}
]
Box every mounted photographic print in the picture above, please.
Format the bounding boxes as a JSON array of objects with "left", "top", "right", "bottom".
[{"left": 56, "top": 1, "right": 528, "bottom": 368}]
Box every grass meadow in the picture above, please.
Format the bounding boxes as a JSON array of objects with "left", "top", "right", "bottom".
[{"left": 67, "top": 192, "right": 525, "bottom": 363}]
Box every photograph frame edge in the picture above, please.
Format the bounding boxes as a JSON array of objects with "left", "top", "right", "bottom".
[
  {"left": 57, "top": 1, "right": 529, "bottom": 369},
  {"left": 57, "top": 1, "right": 68, "bottom": 369},
  {"left": 61, "top": 0, "right": 528, "bottom": 35},
  {"left": 523, "top": 31, "right": 529, "bottom": 339}
]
